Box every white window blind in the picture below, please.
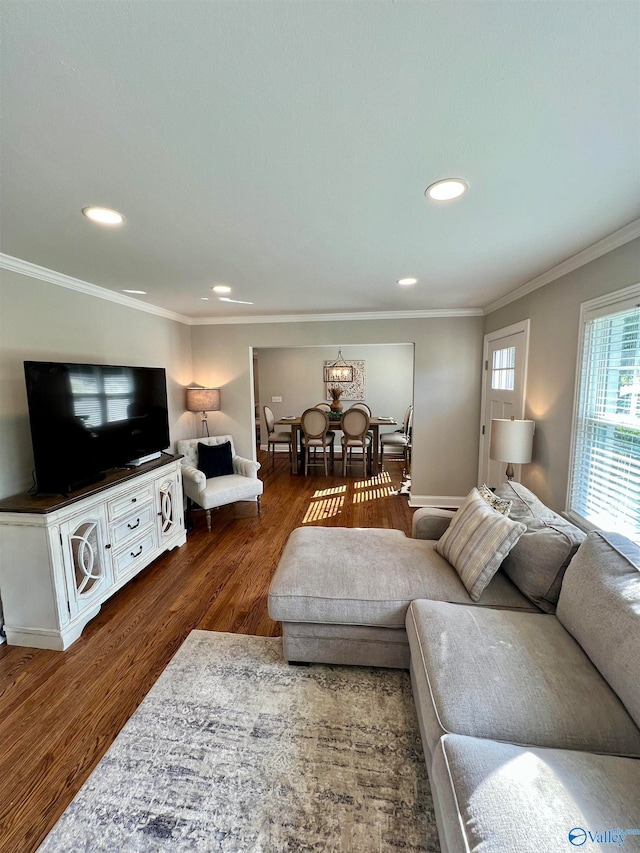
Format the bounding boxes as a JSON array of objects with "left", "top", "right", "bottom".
[{"left": 569, "top": 292, "right": 640, "bottom": 542}]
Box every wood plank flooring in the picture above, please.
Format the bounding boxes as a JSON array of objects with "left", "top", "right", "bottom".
[{"left": 0, "top": 453, "right": 414, "bottom": 853}]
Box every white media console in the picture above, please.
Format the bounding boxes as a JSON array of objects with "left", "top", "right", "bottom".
[{"left": 0, "top": 454, "right": 186, "bottom": 650}]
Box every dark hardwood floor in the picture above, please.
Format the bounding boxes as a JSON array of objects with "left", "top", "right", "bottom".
[{"left": 0, "top": 452, "right": 414, "bottom": 853}]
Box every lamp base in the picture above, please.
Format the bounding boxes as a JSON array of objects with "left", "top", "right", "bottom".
[
  {"left": 505, "top": 462, "right": 515, "bottom": 480},
  {"left": 200, "top": 412, "right": 209, "bottom": 437}
]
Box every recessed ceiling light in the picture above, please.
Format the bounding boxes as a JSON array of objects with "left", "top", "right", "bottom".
[
  {"left": 123, "top": 289, "right": 147, "bottom": 295},
  {"left": 425, "top": 179, "right": 468, "bottom": 201},
  {"left": 82, "top": 206, "right": 125, "bottom": 225},
  {"left": 397, "top": 277, "right": 418, "bottom": 286},
  {"left": 200, "top": 297, "right": 210, "bottom": 301},
  {"left": 212, "top": 285, "right": 232, "bottom": 294},
  {"left": 219, "top": 296, "right": 254, "bottom": 305}
]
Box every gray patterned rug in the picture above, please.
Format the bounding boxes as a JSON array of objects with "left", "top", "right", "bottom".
[{"left": 39, "top": 631, "right": 439, "bottom": 852}]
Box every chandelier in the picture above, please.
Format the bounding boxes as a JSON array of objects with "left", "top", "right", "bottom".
[{"left": 323, "top": 348, "right": 354, "bottom": 383}]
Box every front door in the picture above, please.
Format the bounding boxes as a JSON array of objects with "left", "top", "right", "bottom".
[{"left": 478, "top": 321, "right": 530, "bottom": 488}]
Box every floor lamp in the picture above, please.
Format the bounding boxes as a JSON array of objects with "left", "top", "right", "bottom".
[
  {"left": 489, "top": 417, "right": 535, "bottom": 481},
  {"left": 186, "top": 386, "right": 221, "bottom": 437}
]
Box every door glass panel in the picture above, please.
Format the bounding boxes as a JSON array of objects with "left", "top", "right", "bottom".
[{"left": 492, "top": 347, "right": 515, "bottom": 391}]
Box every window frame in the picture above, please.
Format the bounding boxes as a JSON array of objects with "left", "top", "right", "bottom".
[{"left": 566, "top": 282, "right": 640, "bottom": 540}]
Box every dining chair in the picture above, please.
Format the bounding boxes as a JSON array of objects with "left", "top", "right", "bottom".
[
  {"left": 340, "top": 407, "right": 371, "bottom": 477},
  {"left": 300, "top": 407, "right": 334, "bottom": 475},
  {"left": 315, "top": 402, "right": 331, "bottom": 411},
  {"left": 380, "top": 404, "right": 413, "bottom": 471},
  {"left": 263, "top": 405, "right": 293, "bottom": 468},
  {"left": 349, "top": 402, "right": 374, "bottom": 442}
]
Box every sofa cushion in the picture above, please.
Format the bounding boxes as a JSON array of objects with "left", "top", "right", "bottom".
[
  {"left": 197, "top": 440, "right": 234, "bottom": 478},
  {"left": 494, "top": 481, "right": 585, "bottom": 612},
  {"left": 268, "top": 527, "right": 536, "bottom": 628},
  {"left": 406, "top": 598, "right": 640, "bottom": 758},
  {"left": 435, "top": 488, "right": 526, "bottom": 601},
  {"left": 557, "top": 531, "right": 640, "bottom": 730},
  {"left": 431, "top": 734, "right": 640, "bottom": 853}
]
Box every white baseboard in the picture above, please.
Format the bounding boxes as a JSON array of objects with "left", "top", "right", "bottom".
[{"left": 408, "top": 495, "right": 466, "bottom": 508}]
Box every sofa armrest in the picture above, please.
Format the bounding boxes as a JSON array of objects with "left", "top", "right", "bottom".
[
  {"left": 233, "top": 455, "right": 261, "bottom": 478},
  {"left": 412, "top": 507, "right": 456, "bottom": 540},
  {"left": 181, "top": 463, "right": 206, "bottom": 493}
]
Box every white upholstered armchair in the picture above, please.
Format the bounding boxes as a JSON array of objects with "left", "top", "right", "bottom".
[{"left": 177, "top": 435, "right": 263, "bottom": 531}]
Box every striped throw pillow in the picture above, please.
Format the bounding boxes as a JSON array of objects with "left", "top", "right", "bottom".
[{"left": 436, "top": 488, "right": 526, "bottom": 601}]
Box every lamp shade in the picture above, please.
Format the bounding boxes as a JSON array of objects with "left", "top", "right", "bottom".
[
  {"left": 490, "top": 419, "right": 535, "bottom": 464},
  {"left": 185, "top": 387, "right": 220, "bottom": 413}
]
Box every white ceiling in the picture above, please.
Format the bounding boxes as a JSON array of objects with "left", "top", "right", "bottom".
[{"left": 1, "top": 1, "right": 639, "bottom": 321}]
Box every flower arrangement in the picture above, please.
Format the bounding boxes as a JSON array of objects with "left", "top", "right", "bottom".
[{"left": 328, "top": 385, "right": 344, "bottom": 413}]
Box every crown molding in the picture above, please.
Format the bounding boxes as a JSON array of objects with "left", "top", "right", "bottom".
[
  {"left": 483, "top": 218, "right": 640, "bottom": 315},
  {"left": 0, "top": 253, "right": 483, "bottom": 324},
  {"left": 7, "top": 217, "right": 637, "bottom": 327},
  {"left": 189, "top": 307, "right": 484, "bottom": 325},
  {"left": 0, "top": 254, "right": 192, "bottom": 325}
]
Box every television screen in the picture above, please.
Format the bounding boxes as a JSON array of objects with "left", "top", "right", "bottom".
[{"left": 24, "top": 361, "right": 170, "bottom": 494}]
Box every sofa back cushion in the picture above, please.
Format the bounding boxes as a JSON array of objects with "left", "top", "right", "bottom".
[
  {"left": 556, "top": 531, "right": 640, "bottom": 729},
  {"left": 494, "top": 481, "right": 585, "bottom": 612}
]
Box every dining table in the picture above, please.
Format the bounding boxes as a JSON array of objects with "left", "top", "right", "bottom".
[{"left": 275, "top": 413, "right": 397, "bottom": 475}]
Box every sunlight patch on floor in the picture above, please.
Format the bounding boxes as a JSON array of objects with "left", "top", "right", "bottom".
[
  {"left": 312, "top": 485, "right": 347, "bottom": 498},
  {"left": 302, "top": 494, "right": 345, "bottom": 524},
  {"left": 302, "top": 472, "right": 396, "bottom": 523},
  {"left": 353, "top": 471, "right": 395, "bottom": 503}
]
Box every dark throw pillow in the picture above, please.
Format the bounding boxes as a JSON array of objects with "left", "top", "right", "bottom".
[{"left": 197, "top": 441, "right": 234, "bottom": 478}]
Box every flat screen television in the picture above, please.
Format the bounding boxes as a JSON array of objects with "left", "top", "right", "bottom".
[{"left": 24, "top": 361, "right": 170, "bottom": 495}]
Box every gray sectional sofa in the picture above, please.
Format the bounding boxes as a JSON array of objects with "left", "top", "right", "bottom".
[{"left": 269, "top": 482, "right": 640, "bottom": 852}]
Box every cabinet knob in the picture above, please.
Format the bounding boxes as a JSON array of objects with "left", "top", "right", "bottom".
[
  {"left": 105, "top": 543, "right": 112, "bottom": 550},
  {"left": 131, "top": 497, "right": 137, "bottom": 503}
]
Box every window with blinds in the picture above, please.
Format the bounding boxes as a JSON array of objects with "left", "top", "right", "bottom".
[{"left": 568, "top": 288, "right": 640, "bottom": 542}]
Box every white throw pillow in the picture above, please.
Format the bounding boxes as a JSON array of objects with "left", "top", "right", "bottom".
[
  {"left": 478, "top": 482, "right": 512, "bottom": 516},
  {"left": 436, "top": 488, "right": 526, "bottom": 601}
]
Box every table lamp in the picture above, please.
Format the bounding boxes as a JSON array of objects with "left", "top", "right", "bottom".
[{"left": 489, "top": 417, "right": 535, "bottom": 481}]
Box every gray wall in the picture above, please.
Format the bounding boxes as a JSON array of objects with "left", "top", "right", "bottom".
[
  {"left": 0, "top": 267, "right": 484, "bottom": 503},
  {"left": 0, "top": 268, "right": 194, "bottom": 499},
  {"left": 256, "top": 344, "right": 414, "bottom": 449},
  {"left": 484, "top": 236, "right": 640, "bottom": 512},
  {"left": 190, "top": 316, "right": 485, "bottom": 502}
]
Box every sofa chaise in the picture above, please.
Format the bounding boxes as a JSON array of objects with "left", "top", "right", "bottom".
[{"left": 268, "top": 482, "right": 640, "bottom": 852}]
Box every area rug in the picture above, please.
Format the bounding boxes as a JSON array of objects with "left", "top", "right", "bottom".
[{"left": 38, "top": 631, "right": 439, "bottom": 853}]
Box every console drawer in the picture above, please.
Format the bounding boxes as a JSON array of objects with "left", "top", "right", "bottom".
[
  {"left": 108, "top": 483, "right": 154, "bottom": 521},
  {"left": 110, "top": 501, "right": 155, "bottom": 548},
  {"left": 112, "top": 530, "right": 157, "bottom": 580}
]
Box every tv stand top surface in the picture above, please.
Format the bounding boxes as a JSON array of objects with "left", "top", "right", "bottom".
[{"left": 0, "top": 453, "right": 182, "bottom": 515}]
